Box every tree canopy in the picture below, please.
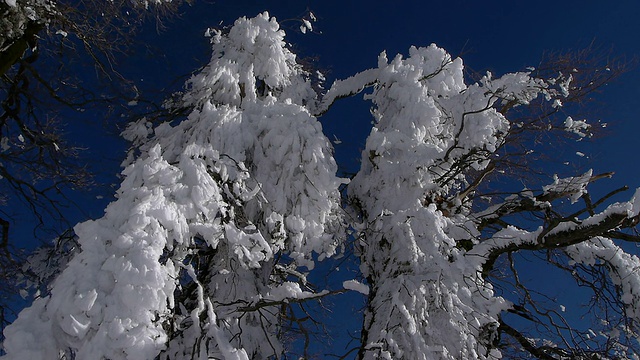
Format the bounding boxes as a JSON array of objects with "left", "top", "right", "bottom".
[{"left": 2, "top": 10, "right": 640, "bottom": 360}]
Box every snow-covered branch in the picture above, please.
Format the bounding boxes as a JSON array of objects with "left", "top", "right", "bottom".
[
  {"left": 470, "top": 177, "right": 640, "bottom": 275},
  {"left": 311, "top": 68, "right": 380, "bottom": 116},
  {"left": 3, "top": 11, "right": 638, "bottom": 360}
]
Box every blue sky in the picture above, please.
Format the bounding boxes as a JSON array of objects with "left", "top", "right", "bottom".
[
  {"left": 119, "top": 0, "right": 640, "bottom": 189},
  {"left": 7, "top": 0, "right": 640, "bottom": 357},
  {"left": 137, "top": 2, "right": 639, "bottom": 356}
]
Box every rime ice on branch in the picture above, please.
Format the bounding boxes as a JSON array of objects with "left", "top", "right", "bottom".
[{"left": 2, "top": 12, "right": 344, "bottom": 360}]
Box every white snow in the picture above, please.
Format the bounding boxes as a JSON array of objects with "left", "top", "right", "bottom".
[
  {"left": 4, "top": 11, "right": 639, "bottom": 360},
  {"left": 266, "top": 282, "right": 327, "bottom": 301},
  {"left": 302, "top": 19, "right": 312, "bottom": 32},
  {"left": 348, "top": 43, "right": 534, "bottom": 359},
  {"left": 542, "top": 170, "right": 592, "bottom": 203},
  {"left": 312, "top": 68, "right": 380, "bottom": 116},
  {"left": 2, "top": 13, "right": 344, "bottom": 360},
  {"left": 567, "top": 236, "right": 640, "bottom": 332},
  {"left": 343, "top": 279, "right": 370, "bottom": 295},
  {"left": 564, "top": 116, "right": 590, "bottom": 137}
]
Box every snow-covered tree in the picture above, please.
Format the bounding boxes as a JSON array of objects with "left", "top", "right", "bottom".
[
  {"left": 0, "top": 0, "right": 184, "bottom": 336},
  {"left": 1, "top": 13, "right": 344, "bottom": 359},
  {"left": 342, "top": 46, "right": 640, "bottom": 359},
  {"left": 3, "top": 12, "right": 640, "bottom": 360}
]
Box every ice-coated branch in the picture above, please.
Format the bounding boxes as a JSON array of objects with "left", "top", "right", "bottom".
[
  {"left": 470, "top": 187, "right": 640, "bottom": 277},
  {"left": 236, "top": 286, "right": 346, "bottom": 313}
]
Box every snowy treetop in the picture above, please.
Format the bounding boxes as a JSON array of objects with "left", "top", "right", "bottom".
[
  {"left": 350, "top": 44, "right": 550, "bottom": 217},
  {"left": 184, "top": 12, "right": 316, "bottom": 109}
]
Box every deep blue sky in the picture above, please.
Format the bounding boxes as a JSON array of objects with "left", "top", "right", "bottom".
[
  {"left": 119, "top": 0, "right": 640, "bottom": 190},
  {"left": 122, "top": 1, "right": 639, "bottom": 356},
  {"left": 8, "top": 0, "right": 640, "bottom": 357},
  {"left": 107, "top": 0, "right": 640, "bottom": 233}
]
